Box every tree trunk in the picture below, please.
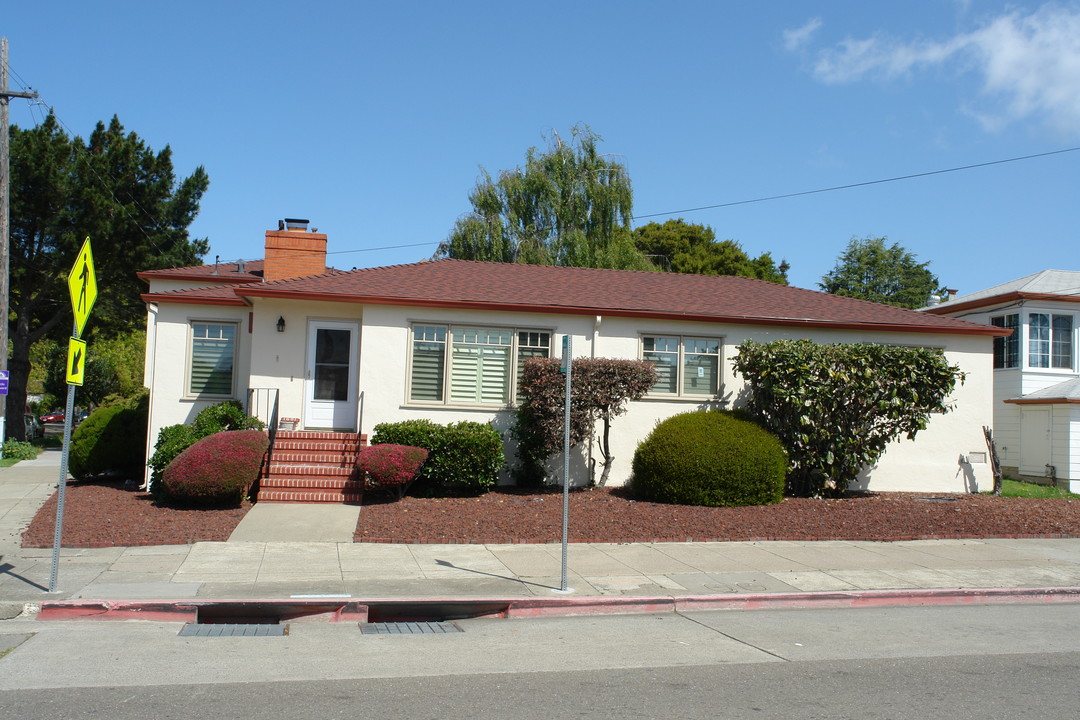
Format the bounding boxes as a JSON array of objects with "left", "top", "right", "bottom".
[{"left": 597, "top": 415, "right": 613, "bottom": 487}]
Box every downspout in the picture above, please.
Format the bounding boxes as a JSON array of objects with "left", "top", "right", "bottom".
[
  {"left": 142, "top": 303, "right": 158, "bottom": 490},
  {"left": 588, "top": 315, "right": 602, "bottom": 483}
]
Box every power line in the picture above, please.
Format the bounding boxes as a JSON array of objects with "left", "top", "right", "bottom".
[
  {"left": 632, "top": 147, "right": 1080, "bottom": 221},
  {"left": 326, "top": 241, "right": 437, "bottom": 256}
]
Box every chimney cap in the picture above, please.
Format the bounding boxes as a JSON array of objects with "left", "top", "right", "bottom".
[{"left": 283, "top": 218, "right": 310, "bottom": 231}]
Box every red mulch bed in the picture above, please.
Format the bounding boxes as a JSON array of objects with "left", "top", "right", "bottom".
[
  {"left": 22, "top": 480, "right": 1080, "bottom": 548},
  {"left": 355, "top": 487, "right": 1080, "bottom": 544},
  {"left": 21, "top": 479, "right": 251, "bottom": 548}
]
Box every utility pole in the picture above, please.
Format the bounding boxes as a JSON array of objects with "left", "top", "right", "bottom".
[{"left": 1, "top": 38, "right": 40, "bottom": 443}]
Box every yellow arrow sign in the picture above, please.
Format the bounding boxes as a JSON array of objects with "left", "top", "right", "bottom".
[
  {"left": 66, "top": 337, "right": 87, "bottom": 386},
  {"left": 68, "top": 237, "right": 98, "bottom": 338}
]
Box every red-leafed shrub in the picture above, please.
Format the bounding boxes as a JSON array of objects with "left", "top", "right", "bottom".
[
  {"left": 162, "top": 430, "right": 269, "bottom": 506},
  {"left": 357, "top": 444, "right": 429, "bottom": 499}
]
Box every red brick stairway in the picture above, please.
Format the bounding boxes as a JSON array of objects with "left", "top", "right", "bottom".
[{"left": 257, "top": 430, "right": 367, "bottom": 503}]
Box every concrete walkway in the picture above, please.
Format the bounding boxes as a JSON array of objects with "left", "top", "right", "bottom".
[{"left": 2, "top": 448, "right": 1080, "bottom": 615}]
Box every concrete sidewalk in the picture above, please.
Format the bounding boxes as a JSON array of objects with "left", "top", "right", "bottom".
[{"left": 3, "top": 448, "right": 1080, "bottom": 616}]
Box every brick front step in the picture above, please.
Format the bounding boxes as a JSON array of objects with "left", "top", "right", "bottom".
[
  {"left": 257, "top": 490, "right": 363, "bottom": 504},
  {"left": 267, "top": 452, "right": 361, "bottom": 467},
  {"left": 264, "top": 464, "right": 358, "bottom": 479},
  {"left": 259, "top": 477, "right": 364, "bottom": 491},
  {"left": 276, "top": 430, "right": 366, "bottom": 443},
  {"left": 256, "top": 430, "right": 368, "bottom": 504}
]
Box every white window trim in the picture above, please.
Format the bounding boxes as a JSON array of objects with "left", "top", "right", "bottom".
[
  {"left": 185, "top": 319, "right": 239, "bottom": 400},
  {"left": 640, "top": 333, "right": 724, "bottom": 399},
  {"left": 405, "top": 322, "right": 553, "bottom": 408},
  {"left": 1025, "top": 311, "right": 1075, "bottom": 373}
]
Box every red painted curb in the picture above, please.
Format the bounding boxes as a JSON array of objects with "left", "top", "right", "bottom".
[{"left": 35, "top": 587, "right": 1080, "bottom": 622}]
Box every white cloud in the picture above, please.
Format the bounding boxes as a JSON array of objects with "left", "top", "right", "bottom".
[
  {"left": 802, "top": 4, "right": 1080, "bottom": 135},
  {"left": 783, "top": 18, "right": 823, "bottom": 52}
]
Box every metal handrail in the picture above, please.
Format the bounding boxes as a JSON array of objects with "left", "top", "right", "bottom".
[{"left": 247, "top": 388, "right": 280, "bottom": 490}]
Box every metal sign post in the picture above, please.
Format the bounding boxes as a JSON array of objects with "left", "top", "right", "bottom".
[
  {"left": 49, "top": 237, "right": 97, "bottom": 593},
  {"left": 0, "top": 370, "right": 8, "bottom": 459},
  {"left": 559, "top": 334, "right": 572, "bottom": 593}
]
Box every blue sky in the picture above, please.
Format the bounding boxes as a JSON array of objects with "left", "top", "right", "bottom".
[{"left": 5, "top": 1, "right": 1078, "bottom": 294}]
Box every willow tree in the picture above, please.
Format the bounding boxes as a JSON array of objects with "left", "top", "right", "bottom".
[
  {"left": 5, "top": 114, "right": 208, "bottom": 439},
  {"left": 438, "top": 125, "right": 652, "bottom": 270}
]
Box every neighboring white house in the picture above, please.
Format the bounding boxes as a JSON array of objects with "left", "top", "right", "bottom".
[
  {"left": 925, "top": 270, "right": 1080, "bottom": 493},
  {"left": 139, "top": 221, "right": 1003, "bottom": 494}
]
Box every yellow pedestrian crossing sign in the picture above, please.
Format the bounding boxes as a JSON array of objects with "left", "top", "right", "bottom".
[
  {"left": 66, "top": 337, "right": 87, "bottom": 386},
  {"left": 68, "top": 237, "right": 98, "bottom": 338}
]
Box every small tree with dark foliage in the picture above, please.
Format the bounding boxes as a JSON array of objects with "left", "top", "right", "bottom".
[
  {"left": 514, "top": 357, "right": 656, "bottom": 486},
  {"left": 732, "top": 339, "right": 964, "bottom": 497}
]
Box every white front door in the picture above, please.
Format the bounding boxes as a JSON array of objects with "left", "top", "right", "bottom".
[{"left": 304, "top": 320, "right": 359, "bottom": 430}]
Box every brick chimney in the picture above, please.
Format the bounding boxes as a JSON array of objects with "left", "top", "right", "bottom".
[{"left": 263, "top": 218, "right": 327, "bottom": 281}]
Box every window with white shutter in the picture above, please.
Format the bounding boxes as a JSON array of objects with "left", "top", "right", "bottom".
[{"left": 189, "top": 322, "right": 237, "bottom": 397}]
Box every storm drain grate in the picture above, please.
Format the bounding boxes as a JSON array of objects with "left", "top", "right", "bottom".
[
  {"left": 179, "top": 623, "right": 287, "bottom": 637},
  {"left": 360, "top": 621, "right": 462, "bottom": 635}
]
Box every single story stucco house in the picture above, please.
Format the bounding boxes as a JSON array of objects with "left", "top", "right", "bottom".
[{"left": 139, "top": 220, "right": 1003, "bottom": 498}]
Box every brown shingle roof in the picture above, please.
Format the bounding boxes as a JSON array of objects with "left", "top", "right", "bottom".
[
  {"left": 222, "top": 259, "right": 996, "bottom": 336},
  {"left": 141, "top": 283, "right": 251, "bottom": 306},
  {"left": 137, "top": 260, "right": 265, "bottom": 284}
]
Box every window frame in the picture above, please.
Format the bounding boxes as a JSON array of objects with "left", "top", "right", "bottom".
[
  {"left": 990, "top": 314, "right": 1019, "bottom": 369},
  {"left": 1027, "top": 312, "right": 1074, "bottom": 371},
  {"left": 640, "top": 333, "right": 723, "bottom": 399},
  {"left": 406, "top": 323, "right": 553, "bottom": 407},
  {"left": 187, "top": 320, "right": 239, "bottom": 399}
]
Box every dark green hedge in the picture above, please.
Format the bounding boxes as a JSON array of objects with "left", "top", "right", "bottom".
[
  {"left": 370, "top": 419, "right": 504, "bottom": 496},
  {"left": 69, "top": 398, "right": 149, "bottom": 480},
  {"left": 631, "top": 410, "right": 787, "bottom": 507}
]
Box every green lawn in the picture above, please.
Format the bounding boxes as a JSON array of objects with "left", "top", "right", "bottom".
[{"left": 996, "top": 478, "right": 1080, "bottom": 499}]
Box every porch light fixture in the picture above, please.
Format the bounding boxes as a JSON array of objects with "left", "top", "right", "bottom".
[{"left": 276, "top": 316, "right": 286, "bottom": 333}]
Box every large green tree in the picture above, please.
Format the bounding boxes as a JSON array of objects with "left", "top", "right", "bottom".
[
  {"left": 5, "top": 114, "right": 209, "bottom": 439},
  {"left": 437, "top": 125, "right": 652, "bottom": 270},
  {"left": 819, "top": 236, "right": 944, "bottom": 309},
  {"left": 633, "top": 219, "right": 789, "bottom": 283}
]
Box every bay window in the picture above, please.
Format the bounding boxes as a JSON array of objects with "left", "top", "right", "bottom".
[{"left": 1028, "top": 313, "right": 1073, "bottom": 369}]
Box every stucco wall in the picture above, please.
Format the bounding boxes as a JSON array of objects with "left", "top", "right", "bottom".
[
  {"left": 246, "top": 297, "right": 364, "bottom": 428},
  {"left": 354, "top": 305, "right": 994, "bottom": 493},
  {"left": 143, "top": 302, "right": 253, "bottom": 485},
  {"left": 145, "top": 298, "right": 995, "bottom": 493}
]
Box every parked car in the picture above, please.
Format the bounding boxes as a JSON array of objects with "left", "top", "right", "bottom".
[
  {"left": 24, "top": 413, "right": 44, "bottom": 440},
  {"left": 39, "top": 411, "right": 65, "bottom": 424}
]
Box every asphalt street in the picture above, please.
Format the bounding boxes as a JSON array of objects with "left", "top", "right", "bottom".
[{"left": 1, "top": 603, "right": 1078, "bottom": 718}]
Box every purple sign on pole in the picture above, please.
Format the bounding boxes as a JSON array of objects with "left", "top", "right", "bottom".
[{"left": 0, "top": 370, "right": 8, "bottom": 395}]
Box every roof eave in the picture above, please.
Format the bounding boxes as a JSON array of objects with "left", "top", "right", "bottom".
[
  {"left": 926, "top": 291, "right": 1080, "bottom": 315},
  {"left": 1005, "top": 397, "right": 1080, "bottom": 405},
  {"left": 141, "top": 292, "right": 250, "bottom": 307}
]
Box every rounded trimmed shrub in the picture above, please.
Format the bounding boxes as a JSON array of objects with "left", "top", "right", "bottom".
[
  {"left": 631, "top": 410, "right": 787, "bottom": 507},
  {"left": 357, "top": 444, "right": 429, "bottom": 499},
  {"left": 161, "top": 429, "right": 269, "bottom": 506},
  {"left": 148, "top": 401, "right": 265, "bottom": 496},
  {"left": 370, "top": 419, "right": 504, "bottom": 496},
  {"left": 69, "top": 402, "right": 149, "bottom": 480}
]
